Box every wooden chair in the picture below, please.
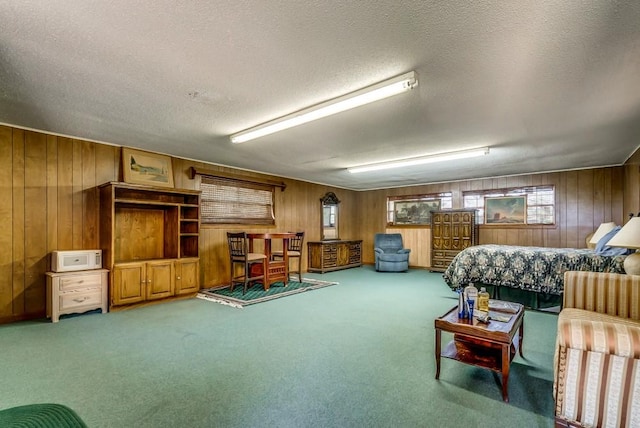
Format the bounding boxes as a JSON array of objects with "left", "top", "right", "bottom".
[
  {"left": 226, "top": 232, "right": 267, "bottom": 294},
  {"left": 271, "top": 231, "right": 305, "bottom": 282}
]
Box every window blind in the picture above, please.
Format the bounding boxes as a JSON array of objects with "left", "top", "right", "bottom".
[{"left": 200, "top": 176, "right": 275, "bottom": 225}]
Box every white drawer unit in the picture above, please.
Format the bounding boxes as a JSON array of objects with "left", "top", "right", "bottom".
[{"left": 46, "top": 269, "right": 109, "bottom": 323}]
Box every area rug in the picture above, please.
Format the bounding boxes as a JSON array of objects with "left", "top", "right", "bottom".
[{"left": 197, "top": 278, "right": 338, "bottom": 308}]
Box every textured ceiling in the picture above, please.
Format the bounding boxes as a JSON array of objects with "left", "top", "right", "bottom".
[{"left": 1, "top": 1, "right": 639, "bottom": 190}]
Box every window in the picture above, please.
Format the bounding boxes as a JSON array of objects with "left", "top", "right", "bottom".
[
  {"left": 199, "top": 176, "right": 275, "bottom": 225},
  {"left": 387, "top": 192, "right": 452, "bottom": 225},
  {"left": 463, "top": 185, "right": 555, "bottom": 225}
]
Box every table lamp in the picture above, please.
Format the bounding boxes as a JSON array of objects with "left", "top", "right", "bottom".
[
  {"left": 607, "top": 217, "right": 640, "bottom": 275},
  {"left": 588, "top": 222, "right": 617, "bottom": 247}
]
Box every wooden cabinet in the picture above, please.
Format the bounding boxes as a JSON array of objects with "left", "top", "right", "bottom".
[
  {"left": 430, "top": 209, "right": 478, "bottom": 272},
  {"left": 145, "top": 260, "right": 175, "bottom": 300},
  {"left": 112, "top": 260, "right": 175, "bottom": 305},
  {"left": 111, "top": 258, "right": 199, "bottom": 306},
  {"left": 46, "top": 269, "right": 109, "bottom": 323},
  {"left": 307, "top": 240, "right": 362, "bottom": 273},
  {"left": 99, "top": 182, "right": 201, "bottom": 310},
  {"left": 175, "top": 258, "right": 200, "bottom": 295},
  {"left": 112, "top": 262, "right": 146, "bottom": 306}
]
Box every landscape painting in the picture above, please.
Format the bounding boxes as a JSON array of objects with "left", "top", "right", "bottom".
[
  {"left": 485, "top": 196, "right": 526, "bottom": 224},
  {"left": 393, "top": 199, "right": 441, "bottom": 225},
  {"left": 122, "top": 148, "right": 175, "bottom": 188}
]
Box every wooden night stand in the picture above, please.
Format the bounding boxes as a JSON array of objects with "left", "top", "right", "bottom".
[{"left": 46, "top": 269, "right": 109, "bottom": 323}]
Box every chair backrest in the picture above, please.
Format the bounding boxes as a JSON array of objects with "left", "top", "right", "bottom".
[
  {"left": 227, "top": 232, "right": 248, "bottom": 258},
  {"left": 563, "top": 271, "right": 640, "bottom": 320},
  {"left": 288, "top": 231, "right": 305, "bottom": 252},
  {"left": 374, "top": 233, "right": 404, "bottom": 253}
]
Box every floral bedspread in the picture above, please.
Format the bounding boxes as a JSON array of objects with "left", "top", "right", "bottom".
[{"left": 442, "top": 244, "right": 626, "bottom": 295}]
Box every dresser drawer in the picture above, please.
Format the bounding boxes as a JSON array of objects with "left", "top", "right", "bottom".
[
  {"left": 431, "top": 258, "right": 451, "bottom": 268},
  {"left": 59, "top": 288, "right": 103, "bottom": 310},
  {"left": 57, "top": 272, "right": 103, "bottom": 291},
  {"left": 433, "top": 250, "right": 447, "bottom": 258}
]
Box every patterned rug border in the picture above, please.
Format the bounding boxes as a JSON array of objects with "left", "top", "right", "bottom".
[{"left": 196, "top": 277, "right": 338, "bottom": 308}]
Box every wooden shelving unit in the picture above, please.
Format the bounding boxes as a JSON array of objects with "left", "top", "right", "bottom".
[{"left": 99, "top": 182, "right": 201, "bottom": 310}]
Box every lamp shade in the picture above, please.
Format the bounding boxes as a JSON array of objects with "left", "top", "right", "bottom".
[
  {"left": 589, "top": 222, "right": 618, "bottom": 245},
  {"left": 607, "top": 217, "right": 640, "bottom": 249}
]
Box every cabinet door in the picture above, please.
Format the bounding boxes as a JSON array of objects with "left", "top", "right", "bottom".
[
  {"left": 112, "top": 263, "right": 146, "bottom": 306},
  {"left": 175, "top": 258, "right": 199, "bottom": 295},
  {"left": 308, "top": 244, "right": 323, "bottom": 270},
  {"left": 337, "top": 243, "right": 350, "bottom": 266},
  {"left": 146, "top": 260, "right": 175, "bottom": 300}
]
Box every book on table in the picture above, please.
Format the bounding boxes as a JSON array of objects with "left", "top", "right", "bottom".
[{"left": 488, "top": 300, "right": 520, "bottom": 313}]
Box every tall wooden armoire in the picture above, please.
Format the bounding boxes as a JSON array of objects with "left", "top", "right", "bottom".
[{"left": 430, "top": 209, "right": 478, "bottom": 272}]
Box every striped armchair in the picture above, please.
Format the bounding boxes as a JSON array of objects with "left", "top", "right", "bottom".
[{"left": 554, "top": 271, "right": 640, "bottom": 427}]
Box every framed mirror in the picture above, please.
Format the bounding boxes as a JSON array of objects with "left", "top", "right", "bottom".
[{"left": 321, "top": 192, "right": 340, "bottom": 240}]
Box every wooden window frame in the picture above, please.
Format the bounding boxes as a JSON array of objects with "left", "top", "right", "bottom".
[
  {"left": 462, "top": 185, "right": 555, "bottom": 225},
  {"left": 387, "top": 192, "right": 453, "bottom": 226}
]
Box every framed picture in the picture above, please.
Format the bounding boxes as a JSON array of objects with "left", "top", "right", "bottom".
[
  {"left": 122, "top": 148, "right": 174, "bottom": 188},
  {"left": 393, "top": 199, "right": 441, "bottom": 225},
  {"left": 485, "top": 196, "right": 526, "bottom": 224}
]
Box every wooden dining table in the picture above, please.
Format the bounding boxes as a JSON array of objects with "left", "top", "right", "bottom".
[{"left": 247, "top": 232, "right": 297, "bottom": 289}]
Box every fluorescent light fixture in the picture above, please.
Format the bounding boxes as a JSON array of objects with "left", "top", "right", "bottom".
[
  {"left": 347, "top": 147, "right": 490, "bottom": 174},
  {"left": 230, "top": 71, "right": 418, "bottom": 143}
]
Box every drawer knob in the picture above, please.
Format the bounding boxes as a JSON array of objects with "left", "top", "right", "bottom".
[{"left": 73, "top": 297, "right": 88, "bottom": 303}]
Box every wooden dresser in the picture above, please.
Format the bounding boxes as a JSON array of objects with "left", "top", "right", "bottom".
[
  {"left": 307, "top": 240, "right": 362, "bottom": 273},
  {"left": 430, "top": 209, "right": 478, "bottom": 272},
  {"left": 46, "top": 269, "right": 109, "bottom": 323}
]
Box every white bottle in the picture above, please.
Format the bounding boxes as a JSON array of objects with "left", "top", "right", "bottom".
[
  {"left": 464, "top": 284, "right": 478, "bottom": 317},
  {"left": 464, "top": 283, "right": 478, "bottom": 304}
]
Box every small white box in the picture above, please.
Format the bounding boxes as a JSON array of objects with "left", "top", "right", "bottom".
[{"left": 51, "top": 250, "right": 102, "bottom": 272}]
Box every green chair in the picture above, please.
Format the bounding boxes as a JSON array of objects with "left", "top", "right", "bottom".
[{"left": 0, "top": 403, "right": 88, "bottom": 427}]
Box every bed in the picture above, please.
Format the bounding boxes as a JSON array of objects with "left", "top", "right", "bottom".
[{"left": 442, "top": 244, "right": 627, "bottom": 296}]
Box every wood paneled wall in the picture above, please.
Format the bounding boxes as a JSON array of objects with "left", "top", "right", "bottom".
[
  {"left": 0, "top": 126, "right": 121, "bottom": 322},
  {"left": 0, "top": 122, "right": 636, "bottom": 323},
  {"left": 0, "top": 125, "right": 355, "bottom": 322},
  {"left": 358, "top": 168, "right": 626, "bottom": 267},
  {"left": 171, "top": 157, "right": 358, "bottom": 288},
  {"left": 623, "top": 149, "right": 640, "bottom": 219}
]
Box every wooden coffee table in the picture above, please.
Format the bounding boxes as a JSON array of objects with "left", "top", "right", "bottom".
[{"left": 434, "top": 301, "right": 524, "bottom": 402}]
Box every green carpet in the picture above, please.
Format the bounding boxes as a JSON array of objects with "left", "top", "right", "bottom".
[
  {"left": 197, "top": 277, "right": 338, "bottom": 307},
  {"left": 0, "top": 266, "right": 557, "bottom": 427}
]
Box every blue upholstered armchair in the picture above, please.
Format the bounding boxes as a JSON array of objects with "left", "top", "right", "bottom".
[{"left": 374, "top": 233, "right": 411, "bottom": 272}]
